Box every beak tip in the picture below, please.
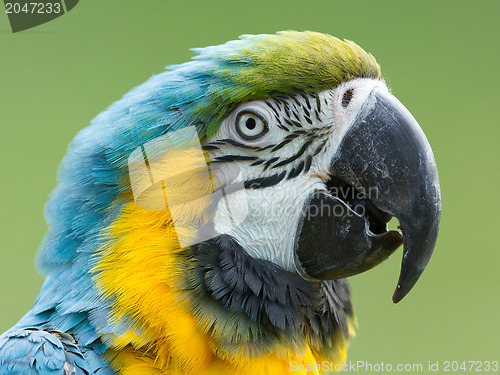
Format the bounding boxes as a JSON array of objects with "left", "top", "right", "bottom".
[
  {"left": 392, "top": 281, "right": 414, "bottom": 303},
  {"left": 392, "top": 285, "right": 405, "bottom": 304},
  {"left": 391, "top": 215, "right": 440, "bottom": 303},
  {"left": 391, "top": 264, "right": 424, "bottom": 303}
]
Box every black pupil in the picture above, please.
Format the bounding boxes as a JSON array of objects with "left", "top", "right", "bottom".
[
  {"left": 245, "top": 117, "right": 256, "bottom": 130},
  {"left": 342, "top": 89, "right": 354, "bottom": 108}
]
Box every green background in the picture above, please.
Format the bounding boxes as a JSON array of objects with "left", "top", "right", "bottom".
[{"left": 1, "top": 0, "right": 499, "bottom": 371}]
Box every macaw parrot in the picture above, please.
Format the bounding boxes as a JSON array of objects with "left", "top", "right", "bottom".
[{"left": 0, "top": 31, "right": 441, "bottom": 374}]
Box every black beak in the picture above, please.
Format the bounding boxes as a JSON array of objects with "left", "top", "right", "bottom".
[{"left": 294, "top": 87, "right": 441, "bottom": 303}]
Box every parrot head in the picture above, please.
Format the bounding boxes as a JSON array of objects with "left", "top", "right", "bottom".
[
  {"left": 201, "top": 72, "right": 440, "bottom": 304},
  {"left": 32, "top": 31, "right": 441, "bottom": 372},
  {"left": 142, "top": 31, "right": 440, "bottom": 303}
]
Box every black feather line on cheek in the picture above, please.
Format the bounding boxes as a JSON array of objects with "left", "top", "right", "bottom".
[{"left": 244, "top": 171, "right": 286, "bottom": 189}]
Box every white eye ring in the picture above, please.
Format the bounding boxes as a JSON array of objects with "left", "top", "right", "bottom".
[{"left": 235, "top": 110, "right": 269, "bottom": 141}]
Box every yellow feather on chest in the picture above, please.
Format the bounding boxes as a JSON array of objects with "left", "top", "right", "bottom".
[{"left": 93, "top": 197, "right": 347, "bottom": 374}]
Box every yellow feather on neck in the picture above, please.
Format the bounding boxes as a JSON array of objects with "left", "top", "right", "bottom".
[
  {"left": 92, "top": 149, "right": 348, "bottom": 374},
  {"left": 93, "top": 201, "right": 348, "bottom": 374}
]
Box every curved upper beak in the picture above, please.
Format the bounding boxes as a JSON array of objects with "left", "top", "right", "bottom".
[{"left": 295, "top": 87, "right": 441, "bottom": 303}]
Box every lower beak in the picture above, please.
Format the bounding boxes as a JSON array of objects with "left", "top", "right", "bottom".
[{"left": 294, "top": 87, "right": 441, "bottom": 303}]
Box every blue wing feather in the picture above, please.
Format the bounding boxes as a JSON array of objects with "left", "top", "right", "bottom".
[{"left": 0, "top": 328, "right": 88, "bottom": 375}]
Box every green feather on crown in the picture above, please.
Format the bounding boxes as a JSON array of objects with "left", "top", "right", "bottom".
[{"left": 173, "top": 31, "right": 381, "bottom": 138}]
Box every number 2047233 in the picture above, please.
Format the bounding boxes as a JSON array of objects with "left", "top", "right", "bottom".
[{"left": 5, "top": 2, "right": 62, "bottom": 14}]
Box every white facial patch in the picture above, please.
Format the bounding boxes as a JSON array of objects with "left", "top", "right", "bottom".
[{"left": 205, "top": 78, "right": 389, "bottom": 273}]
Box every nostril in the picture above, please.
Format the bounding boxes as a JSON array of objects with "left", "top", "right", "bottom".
[{"left": 342, "top": 89, "right": 354, "bottom": 108}]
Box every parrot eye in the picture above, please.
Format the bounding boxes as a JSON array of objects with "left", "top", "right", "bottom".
[
  {"left": 235, "top": 110, "right": 269, "bottom": 141},
  {"left": 342, "top": 89, "right": 354, "bottom": 108}
]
